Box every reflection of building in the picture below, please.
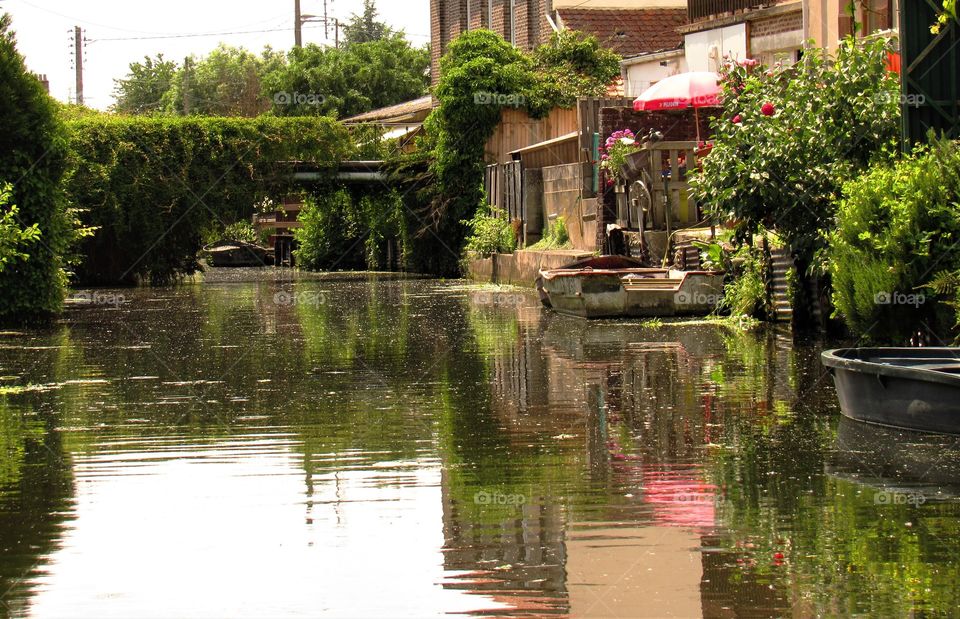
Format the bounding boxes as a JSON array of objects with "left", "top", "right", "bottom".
[{"left": 439, "top": 470, "right": 570, "bottom": 615}]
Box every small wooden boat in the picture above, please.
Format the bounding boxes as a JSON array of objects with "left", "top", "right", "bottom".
[
  {"left": 204, "top": 240, "right": 273, "bottom": 267},
  {"left": 536, "top": 255, "right": 724, "bottom": 319},
  {"left": 822, "top": 347, "right": 960, "bottom": 434}
]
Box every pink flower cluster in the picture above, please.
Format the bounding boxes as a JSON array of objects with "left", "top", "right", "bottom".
[{"left": 603, "top": 129, "right": 635, "bottom": 151}]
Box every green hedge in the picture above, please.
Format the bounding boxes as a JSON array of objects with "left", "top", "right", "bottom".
[
  {"left": 0, "top": 15, "right": 73, "bottom": 322},
  {"left": 66, "top": 116, "right": 353, "bottom": 284}
]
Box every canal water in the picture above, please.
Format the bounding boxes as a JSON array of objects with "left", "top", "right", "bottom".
[{"left": 2, "top": 276, "right": 959, "bottom": 617}]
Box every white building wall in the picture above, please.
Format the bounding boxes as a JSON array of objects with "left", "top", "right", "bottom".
[
  {"left": 624, "top": 55, "right": 689, "bottom": 97},
  {"left": 684, "top": 24, "right": 747, "bottom": 73}
]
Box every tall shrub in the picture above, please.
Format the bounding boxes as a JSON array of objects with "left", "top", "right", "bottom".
[
  {"left": 827, "top": 137, "right": 960, "bottom": 342},
  {"left": 0, "top": 184, "right": 40, "bottom": 273},
  {"left": 0, "top": 14, "right": 72, "bottom": 322},
  {"left": 65, "top": 116, "right": 352, "bottom": 284},
  {"left": 691, "top": 38, "right": 900, "bottom": 261}
]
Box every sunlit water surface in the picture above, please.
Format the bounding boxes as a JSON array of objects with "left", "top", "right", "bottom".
[{"left": 2, "top": 275, "right": 960, "bottom": 617}]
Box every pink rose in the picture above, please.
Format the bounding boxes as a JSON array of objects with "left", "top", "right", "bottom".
[
  {"left": 761, "top": 102, "right": 775, "bottom": 116},
  {"left": 732, "top": 114, "right": 742, "bottom": 124}
]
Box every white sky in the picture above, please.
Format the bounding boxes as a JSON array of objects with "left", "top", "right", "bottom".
[{"left": 1, "top": 0, "right": 431, "bottom": 109}]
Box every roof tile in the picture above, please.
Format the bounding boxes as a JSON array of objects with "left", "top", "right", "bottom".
[{"left": 556, "top": 8, "right": 687, "bottom": 57}]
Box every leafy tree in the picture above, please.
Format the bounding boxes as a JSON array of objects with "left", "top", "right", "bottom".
[
  {"left": 528, "top": 29, "right": 622, "bottom": 113},
  {"left": 0, "top": 184, "right": 40, "bottom": 273},
  {"left": 164, "top": 45, "right": 284, "bottom": 117},
  {"left": 0, "top": 13, "right": 73, "bottom": 322},
  {"left": 690, "top": 38, "right": 900, "bottom": 262},
  {"left": 112, "top": 54, "right": 178, "bottom": 114},
  {"left": 341, "top": 0, "right": 391, "bottom": 46},
  {"left": 262, "top": 35, "right": 429, "bottom": 118}
]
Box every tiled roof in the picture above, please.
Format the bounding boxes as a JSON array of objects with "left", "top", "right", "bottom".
[
  {"left": 556, "top": 8, "right": 687, "bottom": 57},
  {"left": 343, "top": 95, "right": 435, "bottom": 124}
]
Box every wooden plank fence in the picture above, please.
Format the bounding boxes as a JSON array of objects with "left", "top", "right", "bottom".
[
  {"left": 577, "top": 96, "right": 633, "bottom": 198},
  {"left": 484, "top": 160, "right": 524, "bottom": 224}
]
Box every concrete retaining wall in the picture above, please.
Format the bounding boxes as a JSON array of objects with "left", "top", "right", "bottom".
[{"left": 467, "top": 249, "right": 593, "bottom": 287}]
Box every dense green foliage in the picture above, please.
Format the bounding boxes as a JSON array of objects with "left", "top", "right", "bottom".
[
  {"left": 263, "top": 35, "right": 429, "bottom": 118},
  {"left": 462, "top": 207, "right": 516, "bottom": 256},
  {"left": 167, "top": 45, "right": 285, "bottom": 117},
  {"left": 0, "top": 184, "right": 40, "bottom": 273},
  {"left": 527, "top": 216, "right": 571, "bottom": 251},
  {"left": 528, "top": 30, "right": 622, "bottom": 112},
  {"left": 294, "top": 187, "right": 407, "bottom": 271},
  {"left": 393, "top": 28, "right": 620, "bottom": 274},
  {"left": 65, "top": 116, "right": 352, "bottom": 284},
  {"left": 0, "top": 14, "right": 74, "bottom": 322},
  {"left": 691, "top": 38, "right": 900, "bottom": 260},
  {"left": 112, "top": 54, "right": 179, "bottom": 115},
  {"left": 111, "top": 3, "right": 427, "bottom": 120},
  {"left": 827, "top": 137, "right": 960, "bottom": 342},
  {"left": 721, "top": 245, "right": 768, "bottom": 318}
]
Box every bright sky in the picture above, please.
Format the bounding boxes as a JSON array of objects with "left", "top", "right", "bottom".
[{"left": 0, "top": 0, "right": 431, "bottom": 109}]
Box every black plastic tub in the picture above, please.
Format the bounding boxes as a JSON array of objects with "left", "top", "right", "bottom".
[{"left": 822, "top": 347, "right": 960, "bottom": 434}]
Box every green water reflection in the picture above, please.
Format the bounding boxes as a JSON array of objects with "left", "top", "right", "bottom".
[{"left": 0, "top": 276, "right": 958, "bottom": 617}]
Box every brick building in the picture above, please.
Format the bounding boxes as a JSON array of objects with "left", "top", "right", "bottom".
[
  {"left": 430, "top": 0, "right": 557, "bottom": 85},
  {"left": 429, "top": 0, "right": 690, "bottom": 85}
]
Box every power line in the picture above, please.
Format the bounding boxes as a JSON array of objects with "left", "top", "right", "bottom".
[{"left": 90, "top": 23, "right": 327, "bottom": 43}]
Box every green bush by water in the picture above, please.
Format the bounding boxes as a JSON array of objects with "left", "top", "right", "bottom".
[
  {"left": 462, "top": 206, "right": 516, "bottom": 256},
  {"left": 294, "top": 187, "right": 407, "bottom": 271},
  {"left": 827, "top": 136, "right": 960, "bottom": 342},
  {"left": 527, "top": 216, "right": 571, "bottom": 251},
  {"left": 65, "top": 116, "right": 352, "bottom": 285}
]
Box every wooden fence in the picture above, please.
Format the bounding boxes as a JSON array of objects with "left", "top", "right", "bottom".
[
  {"left": 577, "top": 96, "right": 633, "bottom": 198},
  {"left": 484, "top": 160, "right": 524, "bottom": 224},
  {"left": 617, "top": 141, "right": 702, "bottom": 232},
  {"left": 485, "top": 107, "right": 579, "bottom": 165}
]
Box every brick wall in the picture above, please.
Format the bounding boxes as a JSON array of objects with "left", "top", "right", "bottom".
[
  {"left": 751, "top": 10, "right": 803, "bottom": 38},
  {"left": 431, "top": 0, "right": 555, "bottom": 85},
  {"left": 599, "top": 108, "right": 716, "bottom": 145}
]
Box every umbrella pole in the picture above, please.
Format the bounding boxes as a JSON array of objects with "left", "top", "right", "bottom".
[{"left": 695, "top": 106, "right": 701, "bottom": 143}]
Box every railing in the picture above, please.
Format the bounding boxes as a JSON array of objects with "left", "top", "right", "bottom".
[
  {"left": 688, "top": 0, "right": 765, "bottom": 22},
  {"left": 619, "top": 141, "right": 703, "bottom": 233}
]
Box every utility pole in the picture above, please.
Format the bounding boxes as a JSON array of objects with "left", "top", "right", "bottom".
[
  {"left": 73, "top": 26, "right": 84, "bottom": 106},
  {"left": 296, "top": 1, "right": 340, "bottom": 49},
  {"left": 294, "top": 0, "right": 302, "bottom": 47}
]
